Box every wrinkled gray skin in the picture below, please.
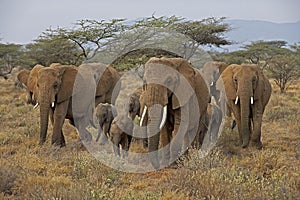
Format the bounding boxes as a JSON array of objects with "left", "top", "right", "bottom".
[
  {"left": 35, "top": 63, "right": 120, "bottom": 147},
  {"left": 95, "top": 103, "right": 117, "bottom": 143},
  {"left": 141, "top": 57, "right": 209, "bottom": 169},
  {"left": 109, "top": 114, "right": 133, "bottom": 158}
]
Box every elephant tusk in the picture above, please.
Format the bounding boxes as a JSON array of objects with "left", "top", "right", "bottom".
[
  {"left": 210, "top": 81, "right": 214, "bottom": 86},
  {"left": 234, "top": 96, "right": 239, "bottom": 105},
  {"left": 251, "top": 96, "right": 254, "bottom": 105},
  {"left": 51, "top": 102, "right": 55, "bottom": 108},
  {"left": 33, "top": 102, "right": 39, "bottom": 109},
  {"left": 159, "top": 106, "right": 167, "bottom": 130},
  {"left": 140, "top": 106, "right": 147, "bottom": 126}
]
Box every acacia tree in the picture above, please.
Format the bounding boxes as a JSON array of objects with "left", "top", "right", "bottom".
[
  {"left": 267, "top": 53, "right": 299, "bottom": 93},
  {"left": 43, "top": 19, "right": 126, "bottom": 60},
  {"left": 0, "top": 43, "right": 24, "bottom": 78},
  {"left": 26, "top": 36, "right": 83, "bottom": 66},
  {"left": 242, "top": 40, "right": 288, "bottom": 68},
  {"left": 41, "top": 16, "right": 230, "bottom": 63},
  {"left": 172, "top": 17, "right": 231, "bottom": 59}
]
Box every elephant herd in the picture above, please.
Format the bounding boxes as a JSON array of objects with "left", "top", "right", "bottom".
[{"left": 17, "top": 57, "right": 272, "bottom": 169}]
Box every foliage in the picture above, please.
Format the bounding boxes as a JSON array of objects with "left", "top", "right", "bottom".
[
  {"left": 0, "top": 43, "right": 23, "bottom": 78},
  {"left": 267, "top": 53, "right": 300, "bottom": 93},
  {"left": 172, "top": 17, "right": 231, "bottom": 59},
  {"left": 41, "top": 16, "right": 230, "bottom": 66},
  {"left": 43, "top": 19, "right": 126, "bottom": 60},
  {"left": 26, "top": 37, "right": 84, "bottom": 66}
]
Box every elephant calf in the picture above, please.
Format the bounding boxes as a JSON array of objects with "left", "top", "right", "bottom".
[
  {"left": 109, "top": 114, "right": 133, "bottom": 158},
  {"left": 95, "top": 103, "right": 117, "bottom": 144}
]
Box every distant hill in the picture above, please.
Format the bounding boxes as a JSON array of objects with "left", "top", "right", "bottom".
[{"left": 221, "top": 19, "right": 300, "bottom": 52}]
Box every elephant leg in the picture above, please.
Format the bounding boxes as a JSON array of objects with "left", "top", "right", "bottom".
[
  {"left": 52, "top": 101, "right": 69, "bottom": 147},
  {"left": 170, "top": 109, "right": 186, "bottom": 166},
  {"left": 231, "top": 105, "right": 242, "bottom": 145},
  {"left": 148, "top": 132, "right": 160, "bottom": 169},
  {"left": 121, "top": 134, "right": 129, "bottom": 158},
  {"left": 252, "top": 105, "right": 263, "bottom": 149},
  {"left": 160, "top": 123, "right": 171, "bottom": 167},
  {"left": 111, "top": 135, "right": 121, "bottom": 157}
]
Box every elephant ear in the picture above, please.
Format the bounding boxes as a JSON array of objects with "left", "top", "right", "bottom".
[
  {"left": 171, "top": 58, "right": 196, "bottom": 109},
  {"left": 254, "top": 66, "right": 267, "bottom": 100},
  {"left": 17, "top": 70, "right": 30, "bottom": 88},
  {"left": 56, "top": 67, "right": 78, "bottom": 103},
  {"left": 221, "top": 64, "right": 240, "bottom": 100}
]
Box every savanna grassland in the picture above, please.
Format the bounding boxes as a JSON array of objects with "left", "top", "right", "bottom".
[{"left": 0, "top": 76, "right": 299, "bottom": 200}]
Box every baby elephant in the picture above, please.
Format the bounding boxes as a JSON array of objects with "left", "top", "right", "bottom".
[
  {"left": 95, "top": 103, "right": 117, "bottom": 144},
  {"left": 109, "top": 114, "right": 133, "bottom": 158}
]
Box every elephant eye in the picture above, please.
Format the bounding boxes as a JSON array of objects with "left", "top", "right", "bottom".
[
  {"left": 233, "top": 77, "right": 238, "bottom": 84},
  {"left": 165, "top": 77, "right": 173, "bottom": 85}
]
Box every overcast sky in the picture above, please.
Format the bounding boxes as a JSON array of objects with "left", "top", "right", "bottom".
[{"left": 1, "top": 0, "right": 299, "bottom": 44}]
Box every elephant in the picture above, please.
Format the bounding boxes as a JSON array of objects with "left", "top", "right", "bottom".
[
  {"left": 201, "top": 61, "right": 228, "bottom": 103},
  {"left": 36, "top": 63, "right": 121, "bottom": 146},
  {"left": 95, "top": 103, "right": 117, "bottom": 143},
  {"left": 128, "top": 87, "right": 148, "bottom": 148},
  {"left": 109, "top": 114, "right": 133, "bottom": 158},
  {"left": 220, "top": 64, "right": 272, "bottom": 149},
  {"left": 17, "top": 64, "right": 44, "bottom": 106},
  {"left": 139, "top": 57, "right": 210, "bottom": 169},
  {"left": 128, "top": 87, "right": 143, "bottom": 120}
]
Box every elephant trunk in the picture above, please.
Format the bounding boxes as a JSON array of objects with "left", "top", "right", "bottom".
[
  {"left": 239, "top": 93, "right": 251, "bottom": 148},
  {"left": 39, "top": 101, "right": 50, "bottom": 145},
  {"left": 147, "top": 105, "right": 164, "bottom": 169}
]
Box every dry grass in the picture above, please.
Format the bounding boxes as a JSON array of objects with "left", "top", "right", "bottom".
[{"left": 0, "top": 77, "right": 299, "bottom": 200}]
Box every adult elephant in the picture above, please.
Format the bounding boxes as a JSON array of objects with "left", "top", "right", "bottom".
[
  {"left": 37, "top": 63, "right": 120, "bottom": 146},
  {"left": 201, "top": 61, "right": 227, "bottom": 102},
  {"left": 140, "top": 57, "right": 209, "bottom": 169},
  {"left": 221, "top": 64, "right": 271, "bottom": 149}
]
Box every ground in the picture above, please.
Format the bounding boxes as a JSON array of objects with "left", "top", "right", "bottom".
[{"left": 0, "top": 77, "right": 299, "bottom": 200}]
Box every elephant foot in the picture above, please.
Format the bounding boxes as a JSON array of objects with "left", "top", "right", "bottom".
[
  {"left": 149, "top": 153, "right": 160, "bottom": 170},
  {"left": 251, "top": 140, "right": 263, "bottom": 150},
  {"left": 39, "top": 139, "right": 46, "bottom": 146},
  {"left": 52, "top": 140, "right": 66, "bottom": 147},
  {"left": 98, "top": 134, "right": 108, "bottom": 145}
]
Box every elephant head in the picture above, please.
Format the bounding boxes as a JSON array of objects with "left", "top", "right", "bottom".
[
  {"left": 17, "top": 64, "right": 44, "bottom": 106},
  {"left": 37, "top": 65, "right": 78, "bottom": 145},
  {"left": 128, "top": 87, "right": 143, "bottom": 120},
  {"left": 95, "top": 103, "right": 117, "bottom": 143},
  {"left": 221, "top": 64, "right": 271, "bottom": 148},
  {"left": 140, "top": 57, "right": 209, "bottom": 168}
]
